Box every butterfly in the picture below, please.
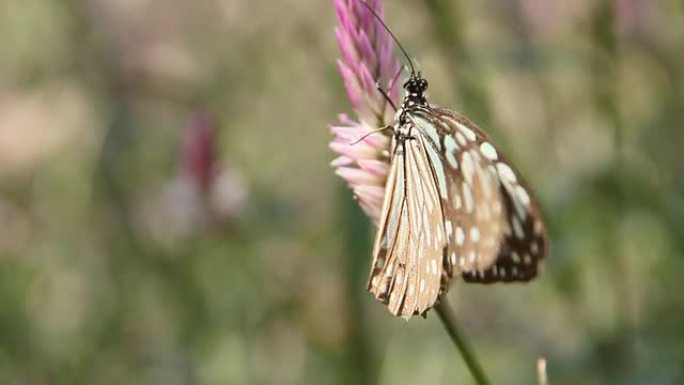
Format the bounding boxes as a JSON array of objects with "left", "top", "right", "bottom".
[{"left": 361, "top": 5, "right": 549, "bottom": 320}]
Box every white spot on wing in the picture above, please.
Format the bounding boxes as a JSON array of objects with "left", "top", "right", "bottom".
[
  {"left": 456, "top": 226, "right": 465, "bottom": 245},
  {"left": 470, "top": 227, "right": 480, "bottom": 242},
  {"left": 416, "top": 118, "right": 440, "bottom": 147},
  {"left": 496, "top": 162, "right": 517, "bottom": 183},
  {"left": 453, "top": 194, "right": 461, "bottom": 209},
  {"left": 479, "top": 142, "right": 498, "bottom": 160},
  {"left": 534, "top": 220, "right": 543, "bottom": 235},
  {"left": 531, "top": 241, "right": 539, "bottom": 255},
  {"left": 462, "top": 182, "right": 474, "bottom": 213},
  {"left": 516, "top": 185, "right": 530, "bottom": 206},
  {"left": 444, "top": 135, "right": 459, "bottom": 168},
  {"left": 456, "top": 132, "right": 467, "bottom": 146},
  {"left": 422, "top": 137, "right": 449, "bottom": 198},
  {"left": 512, "top": 216, "right": 524, "bottom": 240},
  {"left": 461, "top": 152, "right": 475, "bottom": 184},
  {"left": 457, "top": 123, "right": 477, "bottom": 141}
]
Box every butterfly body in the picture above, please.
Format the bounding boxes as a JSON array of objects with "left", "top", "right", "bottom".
[{"left": 367, "top": 73, "right": 548, "bottom": 319}]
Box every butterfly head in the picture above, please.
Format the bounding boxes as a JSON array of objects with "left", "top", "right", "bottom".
[{"left": 403, "top": 72, "right": 428, "bottom": 108}]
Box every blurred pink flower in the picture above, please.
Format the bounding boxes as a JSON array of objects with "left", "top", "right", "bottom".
[
  {"left": 160, "top": 111, "right": 248, "bottom": 237},
  {"left": 180, "top": 111, "right": 218, "bottom": 192},
  {"left": 614, "top": 0, "right": 651, "bottom": 35},
  {"left": 330, "top": 0, "right": 401, "bottom": 224}
]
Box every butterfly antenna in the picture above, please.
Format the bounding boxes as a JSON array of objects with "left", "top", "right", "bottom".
[{"left": 360, "top": 1, "right": 416, "bottom": 76}]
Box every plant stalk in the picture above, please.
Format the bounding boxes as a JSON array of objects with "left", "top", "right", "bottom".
[{"left": 434, "top": 296, "right": 491, "bottom": 385}]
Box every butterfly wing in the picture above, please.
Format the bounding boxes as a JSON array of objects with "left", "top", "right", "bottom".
[
  {"left": 410, "top": 106, "right": 548, "bottom": 283},
  {"left": 409, "top": 112, "right": 505, "bottom": 276},
  {"left": 367, "top": 106, "right": 548, "bottom": 319},
  {"left": 368, "top": 128, "right": 446, "bottom": 319}
]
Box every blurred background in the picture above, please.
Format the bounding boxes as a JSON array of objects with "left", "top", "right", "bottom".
[{"left": 1, "top": 0, "right": 683, "bottom": 384}]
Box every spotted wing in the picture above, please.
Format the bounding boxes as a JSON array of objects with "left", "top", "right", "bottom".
[
  {"left": 409, "top": 106, "right": 548, "bottom": 283},
  {"left": 367, "top": 128, "right": 447, "bottom": 319}
]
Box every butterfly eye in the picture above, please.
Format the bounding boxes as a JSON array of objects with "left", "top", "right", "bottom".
[
  {"left": 403, "top": 78, "right": 428, "bottom": 94},
  {"left": 404, "top": 77, "right": 427, "bottom": 94}
]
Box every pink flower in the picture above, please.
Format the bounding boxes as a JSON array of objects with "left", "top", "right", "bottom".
[
  {"left": 155, "top": 111, "right": 248, "bottom": 238},
  {"left": 330, "top": 0, "right": 402, "bottom": 225},
  {"left": 180, "top": 111, "right": 219, "bottom": 193}
]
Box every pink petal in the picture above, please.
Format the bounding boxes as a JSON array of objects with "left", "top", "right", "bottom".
[
  {"left": 333, "top": 0, "right": 349, "bottom": 27},
  {"left": 357, "top": 62, "right": 377, "bottom": 97},
  {"left": 354, "top": 185, "right": 386, "bottom": 204},
  {"left": 337, "top": 113, "right": 356, "bottom": 125},
  {"left": 335, "top": 166, "right": 383, "bottom": 186},
  {"left": 357, "top": 199, "right": 381, "bottom": 226},
  {"left": 357, "top": 29, "right": 378, "bottom": 73},
  {"left": 336, "top": 28, "right": 359, "bottom": 69},
  {"left": 330, "top": 155, "right": 354, "bottom": 167},
  {"left": 329, "top": 141, "right": 378, "bottom": 160},
  {"left": 357, "top": 159, "right": 390, "bottom": 177}
]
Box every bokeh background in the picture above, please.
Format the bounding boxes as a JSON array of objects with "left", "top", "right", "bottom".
[{"left": 1, "top": 0, "right": 683, "bottom": 384}]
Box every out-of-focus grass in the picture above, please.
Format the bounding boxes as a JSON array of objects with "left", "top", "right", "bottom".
[{"left": 0, "top": 0, "right": 683, "bottom": 384}]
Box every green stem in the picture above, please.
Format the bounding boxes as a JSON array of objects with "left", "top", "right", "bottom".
[{"left": 434, "top": 296, "right": 491, "bottom": 385}]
